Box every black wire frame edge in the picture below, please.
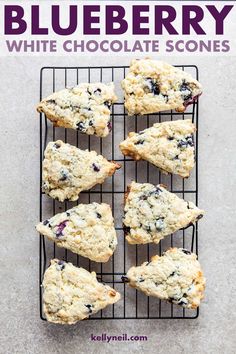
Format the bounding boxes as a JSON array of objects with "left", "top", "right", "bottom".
[{"left": 39, "top": 64, "right": 200, "bottom": 321}]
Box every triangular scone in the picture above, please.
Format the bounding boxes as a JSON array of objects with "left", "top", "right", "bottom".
[
  {"left": 123, "top": 182, "right": 204, "bottom": 245},
  {"left": 36, "top": 203, "right": 117, "bottom": 262},
  {"left": 120, "top": 119, "right": 196, "bottom": 178},
  {"left": 43, "top": 259, "right": 121, "bottom": 324},
  {"left": 37, "top": 83, "right": 117, "bottom": 137},
  {"left": 42, "top": 140, "right": 120, "bottom": 202},
  {"left": 126, "top": 248, "right": 206, "bottom": 309},
  {"left": 122, "top": 59, "right": 202, "bottom": 115}
]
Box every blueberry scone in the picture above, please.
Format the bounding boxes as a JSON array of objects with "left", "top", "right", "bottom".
[
  {"left": 36, "top": 203, "right": 117, "bottom": 262},
  {"left": 37, "top": 83, "right": 117, "bottom": 137},
  {"left": 120, "top": 119, "right": 196, "bottom": 178},
  {"left": 122, "top": 59, "right": 202, "bottom": 115},
  {"left": 43, "top": 259, "right": 121, "bottom": 324},
  {"left": 42, "top": 140, "right": 120, "bottom": 202},
  {"left": 123, "top": 182, "right": 204, "bottom": 244},
  {"left": 125, "top": 248, "right": 206, "bottom": 309}
]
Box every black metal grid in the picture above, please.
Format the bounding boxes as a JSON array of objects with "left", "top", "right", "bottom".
[{"left": 39, "top": 64, "right": 199, "bottom": 320}]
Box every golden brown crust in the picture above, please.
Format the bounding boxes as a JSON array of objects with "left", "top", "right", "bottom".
[
  {"left": 124, "top": 185, "right": 131, "bottom": 204},
  {"left": 110, "top": 161, "right": 122, "bottom": 172},
  {"left": 121, "top": 148, "right": 142, "bottom": 161}
]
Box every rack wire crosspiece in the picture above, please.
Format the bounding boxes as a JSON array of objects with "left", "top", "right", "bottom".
[{"left": 39, "top": 65, "right": 199, "bottom": 320}]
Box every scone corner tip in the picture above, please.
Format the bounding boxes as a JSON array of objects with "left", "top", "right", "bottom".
[{"left": 111, "top": 161, "right": 122, "bottom": 170}]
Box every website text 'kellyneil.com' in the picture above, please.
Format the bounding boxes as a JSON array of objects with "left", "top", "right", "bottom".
[{"left": 90, "top": 333, "right": 148, "bottom": 343}]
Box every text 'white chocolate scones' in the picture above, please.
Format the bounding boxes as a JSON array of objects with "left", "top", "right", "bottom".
[
  {"left": 42, "top": 140, "right": 120, "bottom": 202},
  {"left": 43, "top": 259, "right": 121, "bottom": 324},
  {"left": 36, "top": 203, "right": 117, "bottom": 262},
  {"left": 37, "top": 83, "right": 117, "bottom": 137},
  {"left": 123, "top": 182, "right": 204, "bottom": 245},
  {"left": 126, "top": 248, "right": 206, "bottom": 309},
  {"left": 120, "top": 119, "right": 196, "bottom": 178},
  {"left": 122, "top": 59, "right": 202, "bottom": 115}
]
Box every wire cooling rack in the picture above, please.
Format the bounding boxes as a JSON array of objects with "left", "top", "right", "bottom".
[{"left": 39, "top": 64, "right": 200, "bottom": 320}]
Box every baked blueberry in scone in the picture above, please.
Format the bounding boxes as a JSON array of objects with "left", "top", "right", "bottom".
[
  {"left": 120, "top": 119, "right": 196, "bottom": 178},
  {"left": 123, "top": 182, "right": 204, "bottom": 245},
  {"left": 37, "top": 83, "right": 117, "bottom": 137},
  {"left": 42, "top": 140, "right": 120, "bottom": 202},
  {"left": 36, "top": 203, "right": 117, "bottom": 262},
  {"left": 43, "top": 259, "right": 121, "bottom": 324},
  {"left": 125, "top": 248, "right": 206, "bottom": 309},
  {"left": 122, "top": 59, "right": 202, "bottom": 115}
]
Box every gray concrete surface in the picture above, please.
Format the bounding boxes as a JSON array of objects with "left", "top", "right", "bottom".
[{"left": 0, "top": 56, "right": 236, "bottom": 354}]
